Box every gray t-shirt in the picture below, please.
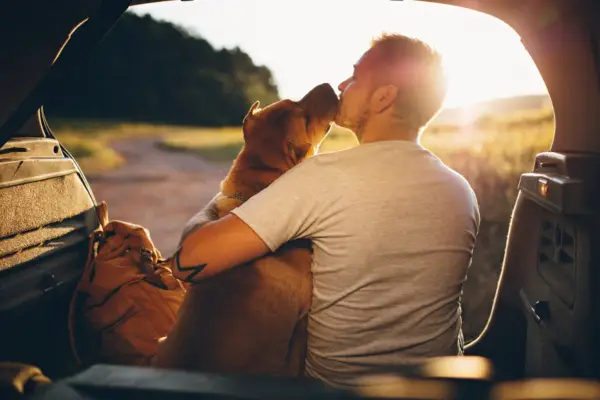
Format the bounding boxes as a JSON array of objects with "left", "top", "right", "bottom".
[{"left": 229, "top": 140, "right": 480, "bottom": 388}]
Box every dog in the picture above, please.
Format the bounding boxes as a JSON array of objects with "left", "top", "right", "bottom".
[{"left": 152, "top": 83, "right": 339, "bottom": 377}]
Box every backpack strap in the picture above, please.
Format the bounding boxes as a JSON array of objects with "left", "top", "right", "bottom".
[{"left": 67, "top": 202, "right": 109, "bottom": 366}]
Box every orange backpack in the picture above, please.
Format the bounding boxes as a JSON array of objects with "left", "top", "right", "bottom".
[{"left": 68, "top": 202, "right": 186, "bottom": 367}]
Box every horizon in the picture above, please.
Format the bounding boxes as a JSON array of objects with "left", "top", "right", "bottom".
[{"left": 131, "top": 0, "right": 550, "bottom": 109}]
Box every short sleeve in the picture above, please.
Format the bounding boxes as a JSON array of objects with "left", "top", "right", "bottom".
[{"left": 230, "top": 158, "right": 325, "bottom": 251}]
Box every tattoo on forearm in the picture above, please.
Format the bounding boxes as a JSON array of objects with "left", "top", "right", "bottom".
[{"left": 174, "top": 248, "right": 207, "bottom": 284}]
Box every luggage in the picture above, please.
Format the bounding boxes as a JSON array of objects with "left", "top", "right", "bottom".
[{"left": 68, "top": 202, "right": 186, "bottom": 367}]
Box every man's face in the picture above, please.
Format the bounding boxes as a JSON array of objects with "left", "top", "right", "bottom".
[{"left": 334, "top": 50, "right": 375, "bottom": 136}]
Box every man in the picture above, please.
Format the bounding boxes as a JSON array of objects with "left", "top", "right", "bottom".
[{"left": 174, "top": 33, "right": 480, "bottom": 389}]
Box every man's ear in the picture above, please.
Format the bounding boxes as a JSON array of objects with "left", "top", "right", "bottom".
[
  {"left": 243, "top": 101, "right": 260, "bottom": 139},
  {"left": 370, "top": 85, "right": 398, "bottom": 113}
]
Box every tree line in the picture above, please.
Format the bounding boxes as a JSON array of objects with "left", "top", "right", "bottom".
[{"left": 46, "top": 12, "right": 280, "bottom": 126}]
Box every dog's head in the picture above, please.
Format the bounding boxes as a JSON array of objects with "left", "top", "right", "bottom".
[{"left": 240, "top": 83, "right": 339, "bottom": 170}]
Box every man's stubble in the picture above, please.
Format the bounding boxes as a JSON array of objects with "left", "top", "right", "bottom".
[{"left": 335, "top": 103, "right": 370, "bottom": 143}]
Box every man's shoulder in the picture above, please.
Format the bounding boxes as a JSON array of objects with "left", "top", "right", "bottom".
[
  {"left": 256, "top": 151, "right": 343, "bottom": 193},
  {"left": 445, "top": 165, "right": 477, "bottom": 198},
  {"left": 434, "top": 163, "right": 480, "bottom": 219},
  {"left": 287, "top": 151, "right": 342, "bottom": 175}
]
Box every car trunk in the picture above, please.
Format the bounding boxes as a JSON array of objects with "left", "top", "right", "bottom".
[
  {"left": 0, "top": 0, "right": 182, "bottom": 380},
  {"left": 1, "top": 0, "right": 600, "bottom": 383}
]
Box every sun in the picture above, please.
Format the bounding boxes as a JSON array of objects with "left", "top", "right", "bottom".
[
  {"left": 374, "top": 1, "right": 548, "bottom": 109},
  {"left": 434, "top": 23, "right": 545, "bottom": 109}
]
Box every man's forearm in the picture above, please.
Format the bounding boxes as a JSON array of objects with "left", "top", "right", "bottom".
[
  {"left": 171, "top": 245, "right": 209, "bottom": 284},
  {"left": 171, "top": 213, "right": 270, "bottom": 284},
  {"left": 172, "top": 193, "right": 220, "bottom": 284}
]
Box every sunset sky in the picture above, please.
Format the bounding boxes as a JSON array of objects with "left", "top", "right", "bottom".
[{"left": 131, "top": 0, "right": 549, "bottom": 109}]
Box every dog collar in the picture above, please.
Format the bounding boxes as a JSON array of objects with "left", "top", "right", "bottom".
[{"left": 223, "top": 192, "right": 249, "bottom": 203}]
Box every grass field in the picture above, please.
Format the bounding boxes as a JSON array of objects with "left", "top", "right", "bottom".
[
  {"left": 50, "top": 119, "right": 217, "bottom": 173},
  {"left": 49, "top": 109, "right": 555, "bottom": 339}
]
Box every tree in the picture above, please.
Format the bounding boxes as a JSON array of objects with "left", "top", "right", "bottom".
[{"left": 45, "top": 13, "right": 280, "bottom": 126}]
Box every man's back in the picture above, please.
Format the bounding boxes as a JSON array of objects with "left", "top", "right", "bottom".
[{"left": 231, "top": 140, "right": 480, "bottom": 388}]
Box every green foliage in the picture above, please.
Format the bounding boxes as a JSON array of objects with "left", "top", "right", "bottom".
[{"left": 45, "top": 13, "right": 279, "bottom": 126}]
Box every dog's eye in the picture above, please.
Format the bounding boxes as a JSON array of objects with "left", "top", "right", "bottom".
[{"left": 305, "top": 117, "right": 310, "bottom": 130}]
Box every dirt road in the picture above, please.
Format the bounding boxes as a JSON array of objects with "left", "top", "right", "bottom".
[{"left": 87, "top": 137, "right": 231, "bottom": 257}]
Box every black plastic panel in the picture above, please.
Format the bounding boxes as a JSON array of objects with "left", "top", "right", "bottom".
[
  {"left": 518, "top": 152, "right": 600, "bottom": 215},
  {"left": 537, "top": 213, "right": 576, "bottom": 308},
  {"left": 516, "top": 152, "right": 600, "bottom": 378}
]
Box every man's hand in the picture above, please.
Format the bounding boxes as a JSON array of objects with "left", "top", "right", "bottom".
[{"left": 172, "top": 213, "right": 270, "bottom": 283}]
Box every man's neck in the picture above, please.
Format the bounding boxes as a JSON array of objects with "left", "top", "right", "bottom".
[{"left": 358, "top": 119, "right": 420, "bottom": 144}]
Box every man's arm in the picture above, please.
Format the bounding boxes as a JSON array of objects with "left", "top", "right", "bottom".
[
  {"left": 171, "top": 157, "right": 326, "bottom": 284},
  {"left": 172, "top": 213, "right": 270, "bottom": 283}
]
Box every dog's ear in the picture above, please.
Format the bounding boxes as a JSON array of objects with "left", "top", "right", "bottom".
[
  {"left": 245, "top": 101, "right": 260, "bottom": 120},
  {"left": 243, "top": 101, "right": 261, "bottom": 140},
  {"left": 285, "top": 142, "right": 313, "bottom": 166}
]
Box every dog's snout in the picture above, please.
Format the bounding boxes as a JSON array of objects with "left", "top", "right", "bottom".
[
  {"left": 299, "top": 83, "right": 339, "bottom": 124},
  {"left": 315, "top": 82, "right": 334, "bottom": 93},
  {"left": 302, "top": 83, "right": 335, "bottom": 102},
  {"left": 321, "top": 84, "right": 340, "bottom": 112},
  {"left": 314, "top": 83, "right": 337, "bottom": 100}
]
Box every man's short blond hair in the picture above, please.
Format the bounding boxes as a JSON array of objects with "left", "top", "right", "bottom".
[{"left": 369, "top": 33, "right": 447, "bottom": 132}]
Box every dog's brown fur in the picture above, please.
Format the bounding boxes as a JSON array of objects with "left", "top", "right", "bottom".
[{"left": 152, "top": 83, "right": 339, "bottom": 376}]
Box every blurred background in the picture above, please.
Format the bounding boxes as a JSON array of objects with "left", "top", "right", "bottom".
[{"left": 44, "top": 0, "right": 554, "bottom": 343}]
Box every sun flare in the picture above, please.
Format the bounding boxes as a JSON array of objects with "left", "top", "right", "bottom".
[{"left": 132, "top": 0, "right": 549, "bottom": 110}]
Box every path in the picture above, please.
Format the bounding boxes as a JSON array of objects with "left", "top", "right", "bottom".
[{"left": 87, "top": 137, "right": 230, "bottom": 257}]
